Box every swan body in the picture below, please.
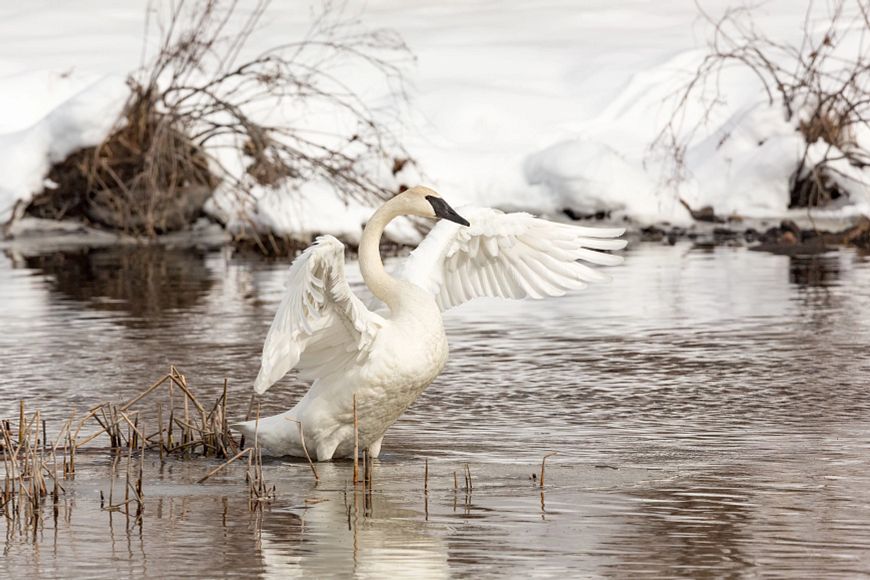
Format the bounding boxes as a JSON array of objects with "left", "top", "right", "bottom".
[
  {"left": 243, "top": 252, "right": 448, "bottom": 460},
  {"left": 234, "top": 186, "right": 626, "bottom": 460}
]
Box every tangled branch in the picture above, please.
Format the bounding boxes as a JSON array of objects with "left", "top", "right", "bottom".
[
  {"left": 26, "top": 0, "right": 413, "bottom": 237},
  {"left": 652, "top": 0, "right": 870, "bottom": 210}
]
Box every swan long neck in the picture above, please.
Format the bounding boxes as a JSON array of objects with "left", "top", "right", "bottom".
[{"left": 359, "top": 200, "right": 404, "bottom": 309}]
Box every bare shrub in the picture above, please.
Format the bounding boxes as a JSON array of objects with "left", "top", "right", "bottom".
[
  {"left": 653, "top": 1, "right": 870, "bottom": 211},
  {"left": 26, "top": 0, "right": 412, "bottom": 237},
  {"left": 28, "top": 96, "right": 216, "bottom": 233}
]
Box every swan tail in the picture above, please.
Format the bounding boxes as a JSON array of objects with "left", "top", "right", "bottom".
[{"left": 231, "top": 411, "right": 304, "bottom": 457}]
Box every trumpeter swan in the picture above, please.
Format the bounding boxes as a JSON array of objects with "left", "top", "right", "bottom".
[{"left": 234, "top": 186, "right": 626, "bottom": 460}]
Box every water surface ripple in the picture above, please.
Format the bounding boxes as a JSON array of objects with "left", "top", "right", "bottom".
[{"left": 1, "top": 243, "right": 869, "bottom": 578}]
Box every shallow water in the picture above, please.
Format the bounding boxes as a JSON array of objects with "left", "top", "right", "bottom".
[{"left": 2, "top": 242, "right": 870, "bottom": 578}]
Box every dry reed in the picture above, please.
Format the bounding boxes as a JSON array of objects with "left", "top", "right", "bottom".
[
  {"left": 2, "top": 366, "right": 566, "bottom": 531},
  {"left": 17, "top": 0, "right": 413, "bottom": 244},
  {"left": 353, "top": 394, "right": 359, "bottom": 485},
  {"left": 540, "top": 452, "right": 558, "bottom": 488},
  {"left": 0, "top": 365, "right": 277, "bottom": 533}
]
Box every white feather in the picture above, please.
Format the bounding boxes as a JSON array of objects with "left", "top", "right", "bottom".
[
  {"left": 241, "top": 196, "right": 626, "bottom": 462},
  {"left": 398, "top": 207, "right": 627, "bottom": 310},
  {"left": 253, "top": 235, "right": 385, "bottom": 394}
]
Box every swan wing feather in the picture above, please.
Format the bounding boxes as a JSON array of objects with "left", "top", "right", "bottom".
[
  {"left": 399, "top": 207, "right": 626, "bottom": 311},
  {"left": 254, "top": 235, "right": 384, "bottom": 394}
]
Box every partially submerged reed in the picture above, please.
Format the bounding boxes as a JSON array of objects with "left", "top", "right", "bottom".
[
  {"left": 1, "top": 408, "right": 56, "bottom": 535},
  {"left": 75, "top": 366, "right": 240, "bottom": 460},
  {"left": 3, "top": 366, "right": 567, "bottom": 535},
  {"left": 0, "top": 365, "right": 274, "bottom": 536}
]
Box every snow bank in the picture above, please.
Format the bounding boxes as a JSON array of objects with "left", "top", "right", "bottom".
[
  {"left": 684, "top": 103, "right": 804, "bottom": 218},
  {"left": 206, "top": 179, "right": 421, "bottom": 246},
  {"left": 523, "top": 99, "right": 817, "bottom": 225},
  {"left": 522, "top": 2, "right": 870, "bottom": 224},
  {"left": 524, "top": 139, "right": 666, "bottom": 222},
  {"left": 0, "top": 73, "right": 127, "bottom": 222},
  {"left": 1, "top": 1, "right": 868, "bottom": 237}
]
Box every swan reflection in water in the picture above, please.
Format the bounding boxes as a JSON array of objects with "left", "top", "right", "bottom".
[{"left": 256, "top": 463, "right": 449, "bottom": 580}]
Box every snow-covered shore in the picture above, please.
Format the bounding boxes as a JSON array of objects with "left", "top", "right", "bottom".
[{"left": 1, "top": 0, "right": 868, "bottom": 241}]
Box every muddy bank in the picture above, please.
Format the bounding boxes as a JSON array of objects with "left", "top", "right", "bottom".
[
  {"left": 1, "top": 216, "right": 230, "bottom": 256},
  {"left": 633, "top": 216, "right": 870, "bottom": 254},
  {"left": 5, "top": 210, "right": 870, "bottom": 260}
]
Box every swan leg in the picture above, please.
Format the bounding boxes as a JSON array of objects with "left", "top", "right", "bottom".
[
  {"left": 367, "top": 436, "right": 384, "bottom": 459},
  {"left": 315, "top": 438, "right": 340, "bottom": 462}
]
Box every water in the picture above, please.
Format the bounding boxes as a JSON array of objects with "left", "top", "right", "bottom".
[{"left": 2, "top": 242, "right": 870, "bottom": 578}]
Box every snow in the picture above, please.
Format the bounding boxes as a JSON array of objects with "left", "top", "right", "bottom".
[
  {"left": 524, "top": 139, "right": 664, "bottom": 222},
  {"left": 684, "top": 103, "right": 804, "bottom": 218},
  {"left": 209, "top": 179, "right": 422, "bottom": 246},
  {"left": 1, "top": 0, "right": 868, "bottom": 236},
  {"left": 0, "top": 73, "right": 127, "bottom": 221}
]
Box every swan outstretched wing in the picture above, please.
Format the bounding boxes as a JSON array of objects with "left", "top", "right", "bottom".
[
  {"left": 254, "top": 235, "right": 384, "bottom": 394},
  {"left": 398, "top": 207, "right": 626, "bottom": 310}
]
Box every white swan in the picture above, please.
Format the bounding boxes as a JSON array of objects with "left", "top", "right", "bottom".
[{"left": 234, "top": 186, "right": 626, "bottom": 460}]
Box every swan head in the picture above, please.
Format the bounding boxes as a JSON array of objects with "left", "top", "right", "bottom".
[{"left": 396, "top": 186, "right": 470, "bottom": 226}]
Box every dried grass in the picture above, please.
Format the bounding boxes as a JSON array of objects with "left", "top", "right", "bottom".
[
  {"left": 20, "top": 0, "right": 413, "bottom": 243},
  {"left": 0, "top": 365, "right": 279, "bottom": 536}
]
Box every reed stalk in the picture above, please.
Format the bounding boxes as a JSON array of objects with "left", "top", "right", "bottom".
[
  {"left": 353, "top": 394, "right": 359, "bottom": 485},
  {"left": 540, "top": 452, "right": 558, "bottom": 488},
  {"left": 1, "top": 366, "right": 275, "bottom": 522}
]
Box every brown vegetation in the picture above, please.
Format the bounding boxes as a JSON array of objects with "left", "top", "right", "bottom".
[
  {"left": 23, "top": 0, "right": 412, "bottom": 240},
  {"left": 28, "top": 96, "right": 216, "bottom": 234},
  {"left": 0, "top": 366, "right": 275, "bottom": 534}
]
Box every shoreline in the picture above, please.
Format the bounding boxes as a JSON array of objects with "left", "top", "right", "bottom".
[{"left": 3, "top": 212, "right": 869, "bottom": 258}]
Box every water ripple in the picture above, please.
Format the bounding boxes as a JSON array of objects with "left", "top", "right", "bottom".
[{"left": 2, "top": 243, "right": 870, "bottom": 577}]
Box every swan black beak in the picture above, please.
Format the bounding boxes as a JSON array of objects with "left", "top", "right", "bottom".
[{"left": 426, "top": 195, "right": 470, "bottom": 226}]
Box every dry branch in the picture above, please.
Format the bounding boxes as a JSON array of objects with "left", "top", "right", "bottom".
[
  {"left": 20, "top": 0, "right": 413, "bottom": 244},
  {"left": 653, "top": 1, "right": 870, "bottom": 211}
]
